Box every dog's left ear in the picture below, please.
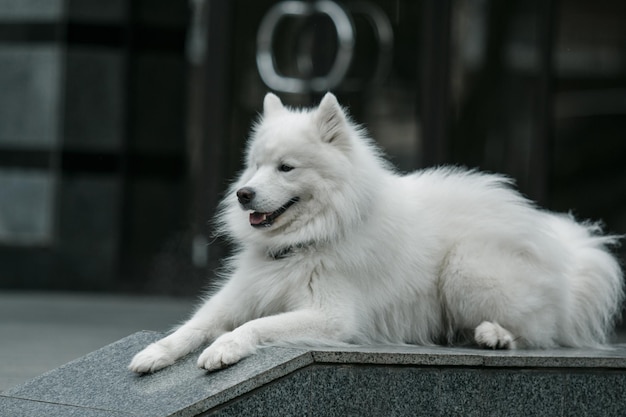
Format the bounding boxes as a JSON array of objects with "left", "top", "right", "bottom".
[
  {"left": 315, "top": 92, "right": 349, "bottom": 147},
  {"left": 263, "top": 93, "right": 285, "bottom": 117}
]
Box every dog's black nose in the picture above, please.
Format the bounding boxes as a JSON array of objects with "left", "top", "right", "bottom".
[{"left": 236, "top": 187, "right": 256, "bottom": 205}]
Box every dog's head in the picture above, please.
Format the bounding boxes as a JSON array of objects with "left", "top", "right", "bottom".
[{"left": 218, "top": 93, "right": 381, "bottom": 252}]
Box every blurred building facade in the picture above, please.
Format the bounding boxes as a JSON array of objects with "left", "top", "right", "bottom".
[
  {"left": 0, "top": 0, "right": 192, "bottom": 293},
  {"left": 0, "top": 0, "right": 624, "bottom": 296}
]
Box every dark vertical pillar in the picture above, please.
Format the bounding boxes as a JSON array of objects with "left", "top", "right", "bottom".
[
  {"left": 419, "top": 0, "right": 452, "bottom": 167},
  {"left": 531, "top": 0, "right": 556, "bottom": 206},
  {"left": 188, "top": 0, "right": 234, "bottom": 273}
]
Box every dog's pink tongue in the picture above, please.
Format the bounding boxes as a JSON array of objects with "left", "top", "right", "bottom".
[{"left": 249, "top": 212, "right": 267, "bottom": 225}]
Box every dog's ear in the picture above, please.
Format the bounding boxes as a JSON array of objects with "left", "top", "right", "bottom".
[
  {"left": 263, "top": 93, "right": 284, "bottom": 117},
  {"left": 315, "top": 92, "right": 349, "bottom": 148}
]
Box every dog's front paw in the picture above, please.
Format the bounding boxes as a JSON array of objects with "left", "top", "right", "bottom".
[
  {"left": 197, "top": 331, "right": 256, "bottom": 371},
  {"left": 474, "top": 321, "right": 517, "bottom": 349},
  {"left": 128, "top": 343, "right": 175, "bottom": 373}
]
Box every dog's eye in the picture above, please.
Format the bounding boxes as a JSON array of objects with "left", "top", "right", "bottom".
[{"left": 278, "top": 164, "right": 294, "bottom": 172}]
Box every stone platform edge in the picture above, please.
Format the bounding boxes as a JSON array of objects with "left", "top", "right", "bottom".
[{"left": 1, "top": 331, "right": 626, "bottom": 417}]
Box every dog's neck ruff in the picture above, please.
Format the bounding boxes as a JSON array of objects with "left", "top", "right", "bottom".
[{"left": 267, "top": 241, "right": 315, "bottom": 260}]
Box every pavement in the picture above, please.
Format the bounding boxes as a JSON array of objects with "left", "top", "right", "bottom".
[{"left": 0, "top": 291, "right": 193, "bottom": 392}]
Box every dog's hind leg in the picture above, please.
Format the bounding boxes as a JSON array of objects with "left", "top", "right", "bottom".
[
  {"left": 439, "top": 240, "right": 564, "bottom": 349},
  {"left": 474, "top": 321, "right": 517, "bottom": 349}
]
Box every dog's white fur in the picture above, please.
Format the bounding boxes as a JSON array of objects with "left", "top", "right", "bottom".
[{"left": 130, "top": 93, "right": 624, "bottom": 373}]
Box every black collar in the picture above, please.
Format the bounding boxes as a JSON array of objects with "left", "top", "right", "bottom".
[{"left": 267, "top": 242, "right": 315, "bottom": 260}]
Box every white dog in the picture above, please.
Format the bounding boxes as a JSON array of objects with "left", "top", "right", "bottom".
[{"left": 130, "top": 93, "right": 624, "bottom": 373}]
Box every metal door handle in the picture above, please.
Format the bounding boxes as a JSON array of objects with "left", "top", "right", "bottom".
[{"left": 256, "top": 1, "right": 355, "bottom": 94}]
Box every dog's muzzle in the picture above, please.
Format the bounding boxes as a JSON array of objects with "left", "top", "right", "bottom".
[{"left": 236, "top": 187, "right": 299, "bottom": 228}]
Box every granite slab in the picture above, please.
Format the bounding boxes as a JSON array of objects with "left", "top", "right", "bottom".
[
  {"left": 1, "top": 331, "right": 312, "bottom": 417},
  {"left": 207, "top": 364, "right": 626, "bottom": 417},
  {"left": 0, "top": 396, "right": 131, "bottom": 417},
  {"left": 3, "top": 331, "right": 626, "bottom": 416}
]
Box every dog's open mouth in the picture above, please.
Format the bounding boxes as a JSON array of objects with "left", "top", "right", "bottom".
[{"left": 249, "top": 197, "right": 299, "bottom": 228}]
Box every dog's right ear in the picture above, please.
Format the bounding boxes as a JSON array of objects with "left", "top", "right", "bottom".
[
  {"left": 315, "top": 92, "right": 349, "bottom": 149},
  {"left": 263, "top": 93, "right": 284, "bottom": 117}
]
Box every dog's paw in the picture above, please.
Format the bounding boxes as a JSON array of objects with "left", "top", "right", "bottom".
[
  {"left": 474, "top": 321, "right": 517, "bottom": 349},
  {"left": 128, "top": 343, "right": 175, "bottom": 373},
  {"left": 197, "top": 331, "right": 256, "bottom": 372}
]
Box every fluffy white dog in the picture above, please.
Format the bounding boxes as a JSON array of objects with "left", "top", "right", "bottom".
[{"left": 130, "top": 93, "right": 624, "bottom": 373}]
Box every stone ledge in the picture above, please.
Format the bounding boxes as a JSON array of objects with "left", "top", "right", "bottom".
[
  {"left": 311, "top": 343, "right": 626, "bottom": 368},
  {"left": 1, "top": 331, "right": 625, "bottom": 417}
]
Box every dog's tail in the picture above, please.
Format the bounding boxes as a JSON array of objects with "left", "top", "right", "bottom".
[{"left": 559, "top": 216, "right": 624, "bottom": 347}]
